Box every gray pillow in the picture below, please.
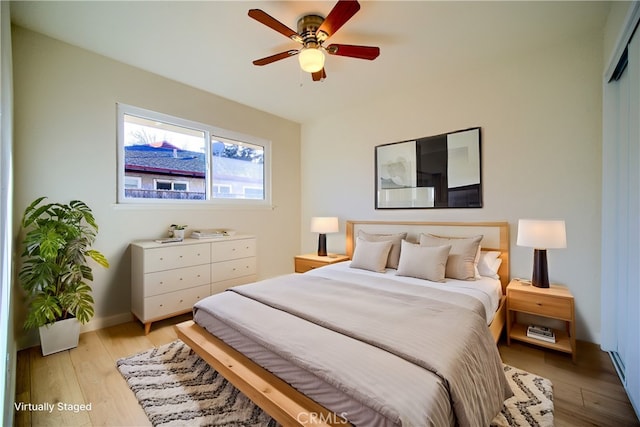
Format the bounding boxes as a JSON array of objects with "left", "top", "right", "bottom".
[
  {"left": 396, "top": 240, "right": 451, "bottom": 282},
  {"left": 419, "top": 234, "right": 483, "bottom": 280},
  {"left": 350, "top": 237, "right": 393, "bottom": 273},
  {"left": 357, "top": 230, "right": 407, "bottom": 269}
]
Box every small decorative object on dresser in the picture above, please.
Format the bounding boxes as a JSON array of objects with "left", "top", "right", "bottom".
[
  {"left": 507, "top": 279, "right": 576, "bottom": 361},
  {"left": 169, "top": 224, "right": 187, "bottom": 240},
  {"left": 294, "top": 253, "right": 350, "bottom": 273},
  {"left": 131, "top": 234, "right": 256, "bottom": 334}
]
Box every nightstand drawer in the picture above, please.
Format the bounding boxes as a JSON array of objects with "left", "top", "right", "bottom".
[
  {"left": 295, "top": 259, "right": 325, "bottom": 273},
  {"left": 294, "top": 254, "right": 350, "bottom": 273},
  {"left": 509, "top": 290, "right": 572, "bottom": 319}
]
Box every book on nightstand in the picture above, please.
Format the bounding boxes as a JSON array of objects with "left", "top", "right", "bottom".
[{"left": 527, "top": 325, "right": 556, "bottom": 343}]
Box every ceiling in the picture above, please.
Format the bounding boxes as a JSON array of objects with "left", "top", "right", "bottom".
[{"left": 10, "top": 1, "right": 610, "bottom": 124}]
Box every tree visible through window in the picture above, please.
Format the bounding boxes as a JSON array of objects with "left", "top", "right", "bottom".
[{"left": 117, "top": 104, "right": 270, "bottom": 205}]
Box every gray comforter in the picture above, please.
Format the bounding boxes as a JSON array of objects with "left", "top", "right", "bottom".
[{"left": 194, "top": 272, "right": 512, "bottom": 426}]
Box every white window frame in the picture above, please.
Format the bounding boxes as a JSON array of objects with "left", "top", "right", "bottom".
[{"left": 117, "top": 103, "right": 272, "bottom": 207}]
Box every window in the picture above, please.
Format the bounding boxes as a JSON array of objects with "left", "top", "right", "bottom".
[
  {"left": 154, "top": 180, "right": 189, "bottom": 192},
  {"left": 117, "top": 104, "right": 271, "bottom": 206},
  {"left": 124, "top": 176, "right": 142, "bottom": 189}
]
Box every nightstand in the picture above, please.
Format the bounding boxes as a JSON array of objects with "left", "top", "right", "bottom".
[
  {"left": 294, "top": 253, "right": 350, "bottom": 273},
  {"left": 507, "top": 279, "right": 576, "bottom": 362}
]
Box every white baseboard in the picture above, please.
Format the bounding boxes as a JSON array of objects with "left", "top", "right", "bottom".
[
  {"left": 80, "top": 312, "right": 133, "bottom": 333},
  {"left": 17, "top": 312, "right": 134, "bottom": 351}
]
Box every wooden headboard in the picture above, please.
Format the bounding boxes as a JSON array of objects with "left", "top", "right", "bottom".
[{"left": 345, "top": 220, "right": 510, "bottom": 293}]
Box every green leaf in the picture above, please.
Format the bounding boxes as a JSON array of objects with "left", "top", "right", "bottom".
[{"left": 86, "top": 250, "right": 110, "bottom": 268}]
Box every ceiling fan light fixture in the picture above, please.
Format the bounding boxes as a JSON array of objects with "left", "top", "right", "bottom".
[{"left": 298, "top": 47, "right": 325, "bottom": 73}]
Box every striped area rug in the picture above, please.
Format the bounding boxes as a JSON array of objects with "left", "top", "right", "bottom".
[{"left": 117, "top": 340, "right": 553, "bottom": 427}]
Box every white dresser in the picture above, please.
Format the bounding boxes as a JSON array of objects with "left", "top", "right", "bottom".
[{"left": 130, "top": 235, "right": 257, "bottom": 334}]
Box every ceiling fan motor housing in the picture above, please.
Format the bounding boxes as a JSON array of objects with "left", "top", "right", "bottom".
[{"left": 297, "top": 15, "right": 325, "bottom": 48}]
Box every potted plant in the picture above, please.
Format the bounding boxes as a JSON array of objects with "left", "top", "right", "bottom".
[
  {"left": 19, "top": 197, "right": 109, "bottom": 355},
  {"left": 169, "top": 224, "right": 187, "bottom": 239}
]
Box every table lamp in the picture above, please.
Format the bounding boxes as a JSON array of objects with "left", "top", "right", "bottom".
[
  {"left": 516, "top": 219, "right": 567, "bottom": 288},
  {"left": 310, "top": 217, "right": 339, "bottom": 256}
]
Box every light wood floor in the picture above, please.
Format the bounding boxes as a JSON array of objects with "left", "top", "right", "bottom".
[{"left": 14, "top": 315, "right": 640, "bottom": 427}]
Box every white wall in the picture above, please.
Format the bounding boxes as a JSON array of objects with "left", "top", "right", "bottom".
[
  {"left": 12, "top": 27, "right": 301, "bottom": 348},
  {"left": 301, "top": 32, "right": 603, "bottom": 343}
]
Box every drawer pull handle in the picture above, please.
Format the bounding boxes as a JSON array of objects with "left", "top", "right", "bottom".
[
  {"left": 179, "top": 299, "right": 183, "bottom": 303},
  {"left": 180, "top": 278, "right": 183, "bottom": 281},
  {"left": 160, "top": 257, "right": 164, "bottom": 261},
  {"left": 179, "top": 255, "right": 183, "bottom": 258},
  {"left": 536, "top": 302, "right": 543, "bottom": 306}
]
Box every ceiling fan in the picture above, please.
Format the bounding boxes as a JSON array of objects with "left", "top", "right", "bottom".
[{"left": 248, "top": 0, "right": 380, "bottom": 82}]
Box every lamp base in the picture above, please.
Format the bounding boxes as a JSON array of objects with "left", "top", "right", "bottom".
[
  {"left": 532, "top": 249, "right": 550, "bottom": 288},
  {"left": 317, "top": 233, "right": 327, "bottom": 257}
]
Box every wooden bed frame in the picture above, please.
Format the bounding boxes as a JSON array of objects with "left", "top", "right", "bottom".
[{"left": 176, "top": 220, "right": 510, "bottom": 426}]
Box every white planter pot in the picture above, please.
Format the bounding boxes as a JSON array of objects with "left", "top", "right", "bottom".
[
  {"left": 170, "top": 229, "right": 185, "bottom": 239},
  {"left": 39, "top": 317, "right": 81, "bottom": 356}
]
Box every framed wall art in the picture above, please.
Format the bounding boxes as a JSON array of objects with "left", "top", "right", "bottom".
[{"left": 375, "top": 127, "right": 482, "bottom": 209}]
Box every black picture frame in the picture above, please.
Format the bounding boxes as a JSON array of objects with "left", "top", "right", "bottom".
[{"left": 375, "top": 127, "right": 482, "bottom": 209}]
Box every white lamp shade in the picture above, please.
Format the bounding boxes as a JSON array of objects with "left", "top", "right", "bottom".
[
  {"left": 517, "top": 219, "right": 567, "bottom": 249},
  {"left": 310, "top": 217, "right": 339, "bottom": 234},
  {"left": 298, "top": 47, "right": 325, "bottom": 73}
]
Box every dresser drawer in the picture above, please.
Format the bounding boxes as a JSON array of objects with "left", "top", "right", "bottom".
[
  {"left": 211, "top": 257, "right": 257, "bottom": 282},
  {"left": 508, "top": 290, "right": 573, "bottom": 320},
  {"left": 143, "top": 284, "right": 210, "bottom": 320},
  {"left": 143, "top": 264, "right": 210, "bottom": 297},
  {"left": 143, "top": 243, "right": 211, "bottom": 272},
  {"left": 211, "top": 239, "right": 256, "bottom": 262},
  {"left": 211, "top": 274, "right": 258, "bottom": 294}
]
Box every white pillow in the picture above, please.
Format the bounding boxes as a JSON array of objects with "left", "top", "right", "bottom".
[
  {"left": 350, "top": 238, "right": 393, "bottom": 273},
  {"left": 357, "top": 230, "right": 407, "bottom": 269},
  {"left": 478, "top": 251, "right": 502, "bottom": 279},
  {"left": 396, "top": 240, "right": 451, "bottom": 282},
  {"left": 419, "top": 234, "right": 483, "bottom": 280},
  {"left": 474, "top": 245, "right": 482, "bottom": 279}
]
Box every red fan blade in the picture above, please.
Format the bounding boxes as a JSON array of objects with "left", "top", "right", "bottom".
[
  {"left": 248, "top": 9, "right": 303, "bottom": 43},
  {"left": 252, "top": 50, "right": 299, "bottom": 66},
  {"left": 326, "top": 44, "right": 380, "bottom": 60},
  {"left": 312, "top": 68, "right": 327, "bottom": 81},
  {"left": 316, "top": 0, "right": 360, "bottom": 41}
]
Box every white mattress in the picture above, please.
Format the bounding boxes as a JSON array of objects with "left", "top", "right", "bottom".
[{"left": 306, "top": 261, "right": 502, "bottom": 324}]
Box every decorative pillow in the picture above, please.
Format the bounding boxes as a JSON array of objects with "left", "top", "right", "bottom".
[
  {"left": 474, "top": 245, "right": 482, "bottom": 279},
  {"left": 396, "top": 240, "right": 451, "bottom": 282},
  {"left": 358, "top": 230, "right": 407, "bottom": 269},
  {"left": 419, "top": 234, "right": 483, "bottom": 280},
  {"left": 350, "top": 238, "right": 393, "bottom": 273},
  {"left": 478, "top": 251, "right": 502, "bottom": 279}
]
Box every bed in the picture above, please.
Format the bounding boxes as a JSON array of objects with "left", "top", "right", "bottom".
[{"left": 176, "top": 220, "right": 511, "bottom": 426}]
